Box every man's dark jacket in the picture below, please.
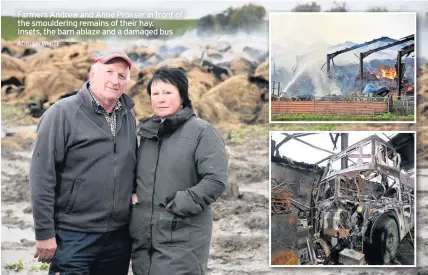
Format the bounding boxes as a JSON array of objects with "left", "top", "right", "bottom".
[{"left": 29, "top": 81, "right": 137, "bottom": 240}]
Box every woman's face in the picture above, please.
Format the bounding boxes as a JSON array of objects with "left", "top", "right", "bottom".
[{"left": 150, "top": 81, "right": 183, "bottom": 118}]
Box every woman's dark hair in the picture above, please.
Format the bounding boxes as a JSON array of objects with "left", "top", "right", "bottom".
[{"left": 147, "top": 66, "right": 191, "bottom": 108}]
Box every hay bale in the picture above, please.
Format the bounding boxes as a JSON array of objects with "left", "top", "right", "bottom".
[
  {"left": 156, "top": 58, "right": 193, "bottom": 71},
  {"left": 132, "top": 47, "right": 158, "bottom": 57},
  {"left": 128, "top": 65, "right": 157, "bottom": 119},
  {"left": 127, "top": 47, "right": 163, "bottom": 66},
  {"left": 22, "top": 48, "right": 55, "bottom": 68},
  {"left": 206, "top": 41, "right": 232, "bottom": 53},
  {"left": 158, "top": 45, "right": 188, "bottom": 58},
  {"left": 1, "top": 39, "right": 37, "bottom": 58},
  {"left": 1, "top": 85, "right": 24, "bottom": 101},
  {"left": 148, "top": 55, "right": 164, "bottom": 65},
  {"left": 12, "top": 42, "right": 107, "bottom": 103},
  {"left": 243, "top": 46, "right": 267, "bottom": 63},
  {"left": 129, "top": 66, "right": 142, "bottom": 82},
  {"left": 201, "top": 75, "right": 263, "bottom": 123},
  {"left": 201, "top": 60, "right": 232, "bottom": 81},
  {"left": 255, "top": 60, "right": 269, "bottom": 74},
  {"left": 205, "top": 75, "right": 260, "bottom": 111},
  {"left": 129, "top": 65, "right": 157, "bottom": 96},
  {"left": 1, "top": 54, "right": 26, "bottom": 87},
  {"left": 23, "top": 42, "right": 105, "bottom": 70},
  {"left": 40, "top": 61, "right": 87, "bottom": 82},
  {"left": 206, "top": 49, "right": 223, "bottom": 60},
  {"left": 1, "top": 131, "right": 37, "bottom": 152},
  {"left": 187, "top": 66, "right": 218, "bottom": 100},
  {"left": 1, "top": 137, "right": 25, "bottom": 152},
  {"left": 418, "top": 127, "right": 428, "bottom": 165},
  {"left": 24, "top": 67, "right": 84, "bottom": 101},
  {"left": 133, "top": 93, "right": 153, "bottom": 120},
  {"left": 212, "top": 42, "right": 232, "bottom": 53},
  {"left": 193, "top": 100, "right": 235, "bottom": 125},
  {"left": 255, "top": 102, "right": 269, "bottom": 124},
  {"left": 230, "top": 57, "right": 256, "bottom": 75},
  {"left": 180, "top": 48, "right": 204, "bottom": 63}
]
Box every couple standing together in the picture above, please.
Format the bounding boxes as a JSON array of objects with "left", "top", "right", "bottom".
[{"left": 29, "top": 52, "right": 228, "bottom": 275}]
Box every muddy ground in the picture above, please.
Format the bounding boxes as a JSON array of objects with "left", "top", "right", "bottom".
[
  {"left": 2, "top": 121, "right": 428, "bottom": 275},
  {"left": 0, "top": 121, "right": 272, "bottom": 274}
]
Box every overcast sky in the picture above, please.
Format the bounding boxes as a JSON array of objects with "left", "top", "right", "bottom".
[
  {"left": 2, "top": 0, "right": 428, "bottom": 18},
  {"left": 271, "top": 13, "right": 415, "bottom": 47}
]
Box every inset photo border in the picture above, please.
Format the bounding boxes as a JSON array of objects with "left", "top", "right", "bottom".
[
  {"left": 268, "top": 131, "right": 417, "bottom": 267},
  {"left": 268, "top": 12, "right": 417, "bottom": 124}
]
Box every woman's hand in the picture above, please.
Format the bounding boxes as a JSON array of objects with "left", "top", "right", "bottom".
[{"left": 132, "top": 193, "right": 138, "bottom": 205}]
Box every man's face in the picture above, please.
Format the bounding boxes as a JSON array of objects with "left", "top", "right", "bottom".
[
  {"left": 90, "top": 59, "right": 129, "bottom": 103},
  {"left": 150, "top": 81, "right": 183, "bottom": 118}
]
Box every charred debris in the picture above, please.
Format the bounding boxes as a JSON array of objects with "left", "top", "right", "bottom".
[
  {"left": 274, "top": 35, "right": 415, "bottom": 100},
  {"left": 271, "top": 133, "right": 415, "bottom": 265}
]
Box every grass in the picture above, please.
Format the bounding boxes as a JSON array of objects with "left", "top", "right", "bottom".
[
  {"left": 1, "top": 103, "right": 36, "bottom": 126},
  {"left": 271, "top": 113, "right": 415, "bottom": 121},
  {"left": 1, "top": 16, "right": 197, "bottom": 40},
  {"left": 30, "top": 263, "right": 50, "bottom": 271},
  {"left": 4, "top": 260, "right": 49, "bottom": 272},
  {"left": 5, "top": 260, "right": 25, "bottom": 271},
  {"left": 1, "top": 103, "right": 28, "bottom": 120}
]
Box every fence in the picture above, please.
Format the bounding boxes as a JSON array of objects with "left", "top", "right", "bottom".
[
  {"left": 271, "top": 96, "right": 414, "bottom": 116},
  {"left": 271, "top": 81, "right": 281, "bottom": 96},
  {"left": 390, "top": 96, "right": 415, "bottom": 116}
]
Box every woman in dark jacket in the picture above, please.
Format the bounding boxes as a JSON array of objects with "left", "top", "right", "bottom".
[{"left": 130, "top": 67, "right": 228, "bottom": 275}]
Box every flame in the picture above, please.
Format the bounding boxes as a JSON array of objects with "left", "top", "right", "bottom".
[
  {"left": 407, "top": 85, "right": 413, "bottom": 91},
  {"left": 379, "top": 65, "right": 397, "bottom": 80}
]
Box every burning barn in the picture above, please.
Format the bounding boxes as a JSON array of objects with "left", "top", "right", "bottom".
[{"left": 279, "top": 35, "right": 415, "bottom": 99}]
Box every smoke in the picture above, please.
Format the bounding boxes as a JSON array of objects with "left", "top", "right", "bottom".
[
  {"left": 275, "top": 36, "right": 416, "bottom": 97},
  {"left": 100, "top": 29, "right": 269, "bottom": 67},
  {"left": 278, "top": 46, "right": 343, "bottom": 97},
  {"left": 312, "top": 69, "right": 342, "bottom": 96}
]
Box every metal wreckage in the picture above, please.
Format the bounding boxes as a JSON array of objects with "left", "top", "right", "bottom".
[{"left": 271, "top": 135, "right": 415, "bottom": 265}]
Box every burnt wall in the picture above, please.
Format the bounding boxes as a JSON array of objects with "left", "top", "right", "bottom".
[{"left": 271, "top": 162, "right": 320, "bottom": 207}]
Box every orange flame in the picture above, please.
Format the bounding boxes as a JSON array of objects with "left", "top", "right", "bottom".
[
  {"left": 379, "top": 65, "right": 397, "bottom": 80},
  {"left": 407, "top": 85, "right": 413, "bottom": 91}
]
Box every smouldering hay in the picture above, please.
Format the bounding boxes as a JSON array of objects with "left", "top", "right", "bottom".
[{"left": 1, "top": 131, "right": 37, "bottom": 152}]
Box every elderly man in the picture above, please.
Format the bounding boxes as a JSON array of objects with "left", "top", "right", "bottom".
[{"left": 29, "top": 52, "right": 137, "bottom": 274}]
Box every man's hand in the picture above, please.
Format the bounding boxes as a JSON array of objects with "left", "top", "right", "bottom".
[
  {"left": 132, "top": 193, "right": 138, "bottom": 205},
  {"left": 34, "top": 237, "right": 57, "bottom": 263}
]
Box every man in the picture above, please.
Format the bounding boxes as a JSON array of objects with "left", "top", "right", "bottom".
[{"left": 29, "top": 52, "right": 137, "bottom": 274}]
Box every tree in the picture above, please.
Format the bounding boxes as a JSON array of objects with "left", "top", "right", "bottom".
[
  {"left": 327, "top": 1, "right": 348, "bottom": 12},
  {"left": 197, "top": 14, "right": 216, "bottom": 35},
  {"left": 366, "top": 6, "right": 388, "bottom": 12},
  {"left": 291, "top": 2, "right": 321, "bottom": 12},
  {"left": 228, "top": 4, "right": 266, "bottom": 33},
  {"left": 215, "top": 7, "right": 234, "bottom": 31},
  {"left": 196, "top": 4, "right": 266, "bottom": 34},
  {"left": 215, "top": 13, "right": 229, "bottom": 31}
]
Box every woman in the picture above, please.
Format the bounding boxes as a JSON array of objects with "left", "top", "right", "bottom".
[{"left": 130, "top": 67, "right": 228, "bottom": 275}]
